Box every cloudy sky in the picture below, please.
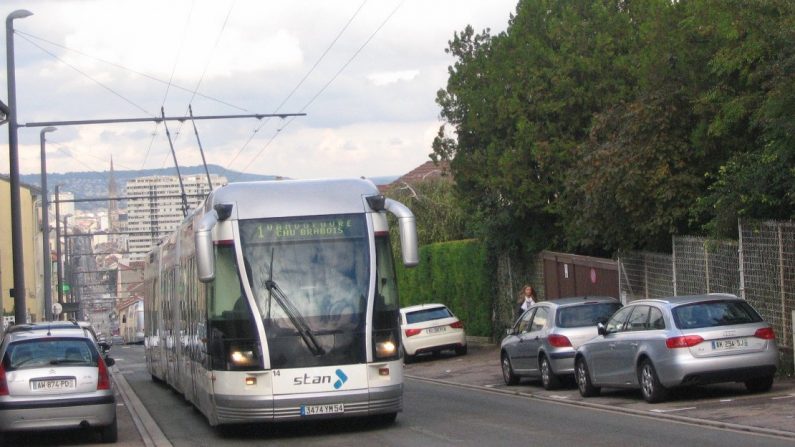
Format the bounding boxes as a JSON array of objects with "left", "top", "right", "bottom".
[{"left": 1, "top": 0, "right": 518, "bottom": 181}]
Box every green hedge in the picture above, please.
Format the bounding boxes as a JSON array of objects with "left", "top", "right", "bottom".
[{"left": 396, "top": 239, "right": 492, "bottom": 337}]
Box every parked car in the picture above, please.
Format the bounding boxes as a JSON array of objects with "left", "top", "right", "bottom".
[
  {"left": 574, "top": 293, "right": 779, "bottom": 403},
  {"left": 400, "top": 304, "right": 467, "bottom": 362},
  {"left": 500, "top": 296, "right": 622, "bottom": 389},
  {"left": 0, "top": 322, "right": 117, "bottom": 442}
]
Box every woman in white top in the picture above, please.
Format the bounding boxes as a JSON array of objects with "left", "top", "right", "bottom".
[{"left": 515, "top": 284, "right": 537, "bottom": 318}]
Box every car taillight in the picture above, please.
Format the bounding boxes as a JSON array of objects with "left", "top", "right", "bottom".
[
  {"left": 404, "top": 328, "right": 422, "bottom": 337},
  {"left": 754, "top": 327, "right": 776, "bottom": 340},
  {"left": 547, "top": 334, "right": 572, "bottom": 348},
  {"left": 450, "top": 321, "right": 464, "bottom": 329},
  {"left": 666, "top": 335, "right": 704, "bottom": 348},
  {"left": 0, "top": 363, "right": 8, "bottom": 396},
  {"left": 97, "top": 358, "right": 111, "bottom": 390}
]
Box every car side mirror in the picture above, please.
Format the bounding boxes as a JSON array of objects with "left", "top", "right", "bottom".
[
  {"left": 506, "top": 328, "right": 516, "bottom": 336},
  {"left": 597, "top": 322, "right": 607, "bottom": 336},
  {"left": 104, "top": 357, "right": 115, "bottom": 367},
  {"left": 98, "top": 342, "right": 111, "bottom": 352}
]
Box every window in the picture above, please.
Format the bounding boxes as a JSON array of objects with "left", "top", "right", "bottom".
[
  {"left": 605, "top": 306, "right": 634, "bottom": 333},
  {"left": 626, "top": 306, "right": 651, "bottom": 331},
  {"left": 516, "top": 309, "right": 535, "bottom": 333},
  {"left": 529, "top": 307, "right": 549, "bottom": 332},
  {"left": 406, "top": 307, "right": 452, "bottom": 324},
  {"left": 672, "top": 300, "right": 762, "bottom": 329},
  {"left": 649, "top": 307, "right": 665, "bottom": 329},
  {"left": 556, "top": 302, "right": 622, "bottom": 328}
]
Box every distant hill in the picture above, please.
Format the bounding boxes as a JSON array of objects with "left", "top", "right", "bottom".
[
  {"left": 20, "top": 165, "right": 276, "bottom": 211},
  {"left": 19, "top": 166, "right": 400, "bottom": 211}
]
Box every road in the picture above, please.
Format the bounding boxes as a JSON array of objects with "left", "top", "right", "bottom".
[{"left": 4, "top": 344, "right": 794, "bottom": 446}]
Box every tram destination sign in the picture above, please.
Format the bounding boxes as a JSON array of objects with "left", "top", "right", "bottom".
[{"left": 242, "top": 215, "right": 366, "bottom": 244}]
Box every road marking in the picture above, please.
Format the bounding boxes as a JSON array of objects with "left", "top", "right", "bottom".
[
  {"left": 771, "top": 394, "right": 795, "bottom": 400},
  {"left": 549, "top": 395, "right": 569, "bottom": 400},
  {"left": 650, "top": 407, "right": 697, "bottom": 413},
  {"left": 720, "top": 399, "right": 733, "bottom": 403}
]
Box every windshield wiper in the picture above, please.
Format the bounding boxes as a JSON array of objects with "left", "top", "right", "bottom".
[{"left": 265, "top": 249, "right": 325, "bottom": 356}]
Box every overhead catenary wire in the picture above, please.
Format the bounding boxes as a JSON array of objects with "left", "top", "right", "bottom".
[
  {"left": 223, "top": 0, "right": 369, "bottom": 171},
  {"left": 234, "top": 0, "right": 405, "bottom": 177}
]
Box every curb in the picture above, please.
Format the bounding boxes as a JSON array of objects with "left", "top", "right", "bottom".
[
  {"left": 112, "top": 367, "right": 173, "bottom": 447},
  {"left": 405, "top": 374, "right": 795, "bottom": 440}
]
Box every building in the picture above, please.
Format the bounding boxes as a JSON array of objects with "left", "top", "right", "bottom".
[
  {"left": 1, "top": 175, "right": 43, "bottom": 326},
  {"left": 126, "top": 174, "right": 227, "bottom": 260}
]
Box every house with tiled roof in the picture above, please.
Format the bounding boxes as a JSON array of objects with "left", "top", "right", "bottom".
[{"left": 379, "top": 160, "right": 451, "bottom": 192}]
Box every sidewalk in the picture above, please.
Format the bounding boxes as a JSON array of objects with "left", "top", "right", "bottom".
[{"left": 404, "top": 342, "right": 795, "bottom": 438}]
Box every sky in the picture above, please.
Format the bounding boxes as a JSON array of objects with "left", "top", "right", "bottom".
[{"left": 1, "top": 0, "right": 518, "bottom": 181}]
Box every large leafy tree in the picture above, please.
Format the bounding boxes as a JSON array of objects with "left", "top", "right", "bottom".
[
  {"left": 434, "top": 0, "right": 638, "bottom": 254},
  {"left": 436, "top": 0, "right": 795, "bottom": 256}
]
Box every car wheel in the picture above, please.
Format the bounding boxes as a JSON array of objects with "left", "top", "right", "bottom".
[
  {"left": 575, "top": 357, "right": 600, "bottom": 397},
  {"left": 745, "top": 375, "right": 774, "bottom": 393},
  {"left": 99, "top": 416, "right": 118, "bottom": 443},
  {"left": 501, "top": 352, "right": 519, "bottom": 386},
  {"left": 638, "top": 359, "right": 668, "bottom": 403},
  {"left": 539, "top": 356, "right": 561, "bottom": 390},
  {"left": 455, "top": 345, "right": 468, "bottom": 356}
]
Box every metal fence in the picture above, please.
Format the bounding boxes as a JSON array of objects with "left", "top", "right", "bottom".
[{"left": 618, "top": 220, "right": 795, "bottom": 349}]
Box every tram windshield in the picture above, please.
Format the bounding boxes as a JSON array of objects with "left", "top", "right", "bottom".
[{"left": 239, "top": 215, "right": 369, "bottom": 368}]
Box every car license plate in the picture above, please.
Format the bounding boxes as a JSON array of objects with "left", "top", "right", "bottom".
[
  {"left": 31, "top": 379, "right": 76, "bottom": 391},
  {"left": 712, "top": 338, "right": 748, "bottom": 350},
  {"left": 426, "top": 326, "right": 447, "bottom": 334},
  {"left": 300, "top": 403, "right": 344, "bottom": 416}
]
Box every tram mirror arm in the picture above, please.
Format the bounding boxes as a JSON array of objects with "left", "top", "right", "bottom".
[
  {"left": 196, "top": 209, "right": 219, "bottom": 282},
  {"left": 384, "top": 199, "right": 419, "bottom": 267}
]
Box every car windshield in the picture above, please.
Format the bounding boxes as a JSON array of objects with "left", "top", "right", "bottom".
[
  {"left": 406, "top": 307, "right": 452, "bottom": 324},
  {"left": 556, "top": 302, "right": 622, "bottom": 328},
  {"left": 672, "top": 300, "right": 763, "bottom": 329},
  {"left": 4, "top": 338, "right": 98, "bottom": 370}
]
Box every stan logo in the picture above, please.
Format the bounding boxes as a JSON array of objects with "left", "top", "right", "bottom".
[{"left": 333, "top": 369, "right": 348, "bottom": 389}]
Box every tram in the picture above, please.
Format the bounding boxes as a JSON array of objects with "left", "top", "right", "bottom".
[
  {"left": 119, "top": 299, "right": 144, "bottom": 344},
  {"left": 144, "top": 178, "right": 418, "bottom": 426}
]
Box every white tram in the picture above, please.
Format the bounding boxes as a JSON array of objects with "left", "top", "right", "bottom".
[
  {"left": 119, "top": 299, "right": 144, "bottom": 344},
  {"left": 144, "top": 178, "right": 418, "bottom": 426}
]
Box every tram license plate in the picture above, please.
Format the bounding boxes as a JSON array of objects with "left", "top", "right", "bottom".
[
  {"left": 712, "top": 338, "right": 748, "bottom": 350},
  {"left": 426, "top": 326, "right": 447, "bottom": 334},
  {"left": 301, "top": 403, "right": 344, "bottom": 416},
  {"left": 31, "top": 379, "right": 76, "bottom": 391}
]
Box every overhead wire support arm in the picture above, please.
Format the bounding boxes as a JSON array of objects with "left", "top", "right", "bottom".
[{"left": 19, "top": 112, "right": 306, "bottom": 128}]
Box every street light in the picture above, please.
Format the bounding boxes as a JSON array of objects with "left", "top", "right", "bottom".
[
  {"left": 40, "top": 126, "right": 57, "bottom": 320},
  {"left": 6, "top": 9, "right": 34, "bottom": 325}
]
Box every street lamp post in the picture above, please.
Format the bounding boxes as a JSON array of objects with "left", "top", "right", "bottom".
[
  {"left": 55, "top": 185, "right": 64, "bottom": 311},
  {"left": 6, "top": 9, "right": 33, "bottom": 325},
  {"left": 40, "top": 127, "right": 57, "bottom": 320}
]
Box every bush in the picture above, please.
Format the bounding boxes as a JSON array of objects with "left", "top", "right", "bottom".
[{"left": 396, "top": 239, "right": 492, "bottom": 337}]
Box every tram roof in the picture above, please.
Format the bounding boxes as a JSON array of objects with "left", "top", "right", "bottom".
[{"left": 204, "top": 178, "right": 381, "bottom": 220}]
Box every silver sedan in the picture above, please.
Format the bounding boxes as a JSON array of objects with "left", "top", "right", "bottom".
[{"left": 574, "top": 293, "right": 779, "bottom": 403}]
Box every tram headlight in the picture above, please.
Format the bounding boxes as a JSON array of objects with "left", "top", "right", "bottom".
[
  {"left": 375, "top": 340, "right": 397, "bottom": 358},
  {"left": 230, "top": 348, "right": 257, "bottom": 367}
]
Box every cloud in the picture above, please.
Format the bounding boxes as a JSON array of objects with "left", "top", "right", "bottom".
[{"left": 367, "top": 70, "right": 420, "bottom": 86}]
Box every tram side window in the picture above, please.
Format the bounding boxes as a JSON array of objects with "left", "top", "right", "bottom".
[{"left": 208, "top": 245, "right": 259, "bottom": 370}]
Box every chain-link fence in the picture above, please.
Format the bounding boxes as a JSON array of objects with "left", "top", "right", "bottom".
[
  {"left": 617, "top": 251, "right": 673, "bottom": 301},
  {"left": 617, "top": 220, "right": 794, "bottom": 350},
  {"left": 740, "top": 221, "right": 795, "bottom": 351}
]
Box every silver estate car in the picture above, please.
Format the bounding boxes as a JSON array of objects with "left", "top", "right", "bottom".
[
  {"left": 0, "top": 323, "right": 117, "bottom": 442},
  {"left": 574, "top": 293, "right": 779, "bottom": 403},
  {"left": 500, "top": 296, "right": 622, "bottom": 389}
]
